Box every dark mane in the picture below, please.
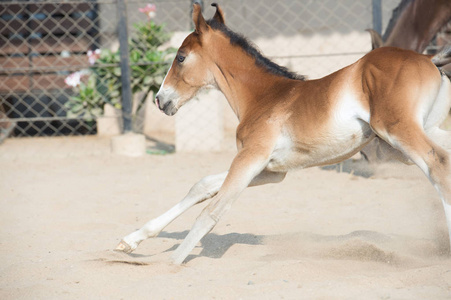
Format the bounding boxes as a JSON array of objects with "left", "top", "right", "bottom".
[{"left": 206, "top": 18, "right": 306, "bottom": 81}]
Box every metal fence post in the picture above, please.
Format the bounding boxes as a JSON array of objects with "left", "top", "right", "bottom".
[
  {"left": 117, "top": 0, "right": 133, "bottom": 133},
  {"left": 372, "top": 0, "right": 382, "bottom": 35}
]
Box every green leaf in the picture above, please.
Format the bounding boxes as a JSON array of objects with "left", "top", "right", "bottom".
[
  {"left": 71, "top": 103, "right": 84, "bottom": 113},
  {"left": 91, "top": 107, "right": 103, "bottom": 117}
]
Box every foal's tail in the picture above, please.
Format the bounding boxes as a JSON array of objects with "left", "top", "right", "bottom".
[
  {"left": 425, "top": 72, "right": 451, "bottom": 130},
  {"left": 425, "top": 72, "right": 451, "bottom": 151}
]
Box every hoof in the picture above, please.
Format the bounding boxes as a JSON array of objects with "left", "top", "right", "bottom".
[{"left": 115, "top": 240, "right": 134, "bottom": 254}]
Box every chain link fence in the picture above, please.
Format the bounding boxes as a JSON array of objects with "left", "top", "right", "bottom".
[
  {"left": 0, "top": 0, "right": 174, "bottom": 141},
  {"left": 1, "top": 0, "right": 449, "bottom": 151}
]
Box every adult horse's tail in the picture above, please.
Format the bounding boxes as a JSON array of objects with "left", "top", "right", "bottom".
[{"left": 431, "top": 45, "right": 451, "bottom": 68}]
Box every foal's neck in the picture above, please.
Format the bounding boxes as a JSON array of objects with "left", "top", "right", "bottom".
[{"left": 212, "top": 49, "right": 292, "bottom": 120}]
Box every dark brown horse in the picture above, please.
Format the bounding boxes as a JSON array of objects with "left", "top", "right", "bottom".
[{"left": 368, "top": 0, "right": 451, "bottom": 52}]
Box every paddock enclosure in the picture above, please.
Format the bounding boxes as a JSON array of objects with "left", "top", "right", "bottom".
[
  {"left": 2, "top": 137, "right": 451, "bottom": 299},
  {"left": 1, "top": 0, "right": 451, "bottom": 299}
]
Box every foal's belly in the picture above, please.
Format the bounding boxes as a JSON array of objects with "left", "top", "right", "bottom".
[{"left": 267, "top": 120, "right": 374, "bottom": 172}]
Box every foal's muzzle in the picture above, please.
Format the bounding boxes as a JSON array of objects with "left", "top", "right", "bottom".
[{"left": 154, "top": 95, "right": 177, "bottom": 116}]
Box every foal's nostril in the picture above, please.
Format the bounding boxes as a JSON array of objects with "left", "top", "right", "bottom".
[{"left": 155, "top": 96, "right": 160, "bottom": 109}]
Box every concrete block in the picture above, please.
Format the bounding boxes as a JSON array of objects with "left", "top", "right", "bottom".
[{"left": 97, "top": 104, "right": 123, "bottom": 137}]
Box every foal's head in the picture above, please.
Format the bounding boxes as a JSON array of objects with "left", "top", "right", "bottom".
[
  {"left": 155, "top": 3, "right": 225, "bottom": 116},
  {"left": 155, "top": 3, "right": 303, "bottom": 116}
]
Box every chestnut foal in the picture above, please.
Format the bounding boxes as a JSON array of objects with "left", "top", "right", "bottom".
[{"left": 116, "top": 4, "right": 451, "bottom": 264}]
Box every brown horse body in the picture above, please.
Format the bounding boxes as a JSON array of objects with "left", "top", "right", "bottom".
[
  {"left": 116, "top": 4, "right": 451, "bottom": 264},
  {"left": 368, "top": 0, "right": 451, "bottom": 52}
]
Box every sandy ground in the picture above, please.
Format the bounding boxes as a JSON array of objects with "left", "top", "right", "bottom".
[{"left": 1, "top": 136, "right": 451, "bottom": 299}]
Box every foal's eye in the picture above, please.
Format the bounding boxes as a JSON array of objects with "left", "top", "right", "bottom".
[{"left": 177, "top": 55, "right": 185, "bottom": 63}]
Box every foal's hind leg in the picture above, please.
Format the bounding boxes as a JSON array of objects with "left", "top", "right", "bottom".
[
  {"left": 373, "top": 122, "right": 451, "bottom": 249},
  {"left": 116, "top": 172, "right": 228, "bottom": 253}
]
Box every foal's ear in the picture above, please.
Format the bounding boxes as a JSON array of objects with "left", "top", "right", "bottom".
[
  {"left": 193, "top": 3, "right": 208, "bottom": 34},
  {"left": 211, "top": 3, "right": 225, "bottom": 24}
]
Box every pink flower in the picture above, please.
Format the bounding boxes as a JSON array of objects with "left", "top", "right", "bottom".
[
  {"left": 87, "top": 49, "right": 101, "bottom": 65},
  {"left": 139, "top": 4, "right": 156, "bottom": 19},
  {"left": 65, "top": 72, "right": 82, "bottom": 87},
  {"left": 65, "top": 70, "right": 90, "bottom": 87}
]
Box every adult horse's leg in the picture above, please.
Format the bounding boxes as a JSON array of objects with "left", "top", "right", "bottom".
[
  {"left": 360, "top": 137, "right": 413, "bottom": 164},
  {"left": 116, "top": 172, "right": 228, "bottom": 253}
]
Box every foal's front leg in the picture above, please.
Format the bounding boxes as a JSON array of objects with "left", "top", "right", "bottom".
[
  {"left": 116, "top": 172, "right": 228, "bottom": 253},
  {"left": 170, "top": 149, "right": 275, "bottom": 264}
]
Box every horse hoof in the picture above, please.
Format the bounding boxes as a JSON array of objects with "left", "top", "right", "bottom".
[{"left": 115, "top": 240, "right": 134, "bottom": 254}]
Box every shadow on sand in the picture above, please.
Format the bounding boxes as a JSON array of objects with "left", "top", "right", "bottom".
[
  {"left": 158, "top": 231, "right": 264, "bottom": 263},
  {"left": 157, "top": 229, "right": 448, "bottom": 264},
  {"left": 105, "top": 229, "right": 448, "bottom": 266}
]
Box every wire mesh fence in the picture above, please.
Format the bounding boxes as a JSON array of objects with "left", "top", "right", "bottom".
[
  {"left": 1, "top": 0, "right": 449, "bottom": 151},
  {"left": 0, "top": 0, "right": 174, "bottom": 140}
]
